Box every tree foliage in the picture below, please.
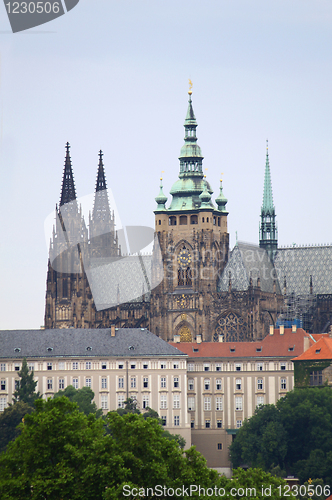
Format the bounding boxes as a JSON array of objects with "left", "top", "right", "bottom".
[
  {"left": 53, "top": 384, "right": 102, "bottom": 417},
  {"left": 12, "top": 358, "right": 40, "bottom": 405},
  {"left": 230, "top": 387, "right": 332, "bottom": 485},
  {"left": 0, "top": 401, "right": 34, "bottom": 454},
  {"left": 0, "top": 397, "right": 288, "bottom": 500}
]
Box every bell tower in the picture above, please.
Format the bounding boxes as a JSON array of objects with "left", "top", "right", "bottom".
[{"left": 150, "top": 88, "right": 229, "bottom": 342}]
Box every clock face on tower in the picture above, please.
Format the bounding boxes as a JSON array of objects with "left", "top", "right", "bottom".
[{"left": 177, "top": 248, "right": 192, "bottom": 268}]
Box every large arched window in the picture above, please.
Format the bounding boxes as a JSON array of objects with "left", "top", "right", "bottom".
[{"left": 214, "top": 312, "right": 247, "bottom": 342}]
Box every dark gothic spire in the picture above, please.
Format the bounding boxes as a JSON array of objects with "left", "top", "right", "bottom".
[
  {"left": 92, "top": 150, "right": 112, "bottom": 223},
  {"left": 259, "top": 140, "right": 278, "bottom": 261},
  {"left": 60, "top": 142, "right": 77, "bottom": 207}
]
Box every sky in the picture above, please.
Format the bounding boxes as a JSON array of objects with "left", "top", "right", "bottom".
[{"left": 0, "top": 0, "right": 332, "bottom": 330}]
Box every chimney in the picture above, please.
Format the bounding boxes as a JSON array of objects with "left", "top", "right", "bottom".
[
  {"left": 111, "top": 324, "right": 116, "bottom": 337},
  {"left": 173, "top": 334, "right": 180, "bottom": 343},
  {"left": 219, "top": 334, "right": 224, "bottom": 343},
  {"left": 280, "top": 325, "right": 284, "bottom": 335},
  {"left": 292, "top": 324, "right": 297, "bottom": 333},
  {"left": 196, "top": 334, "right": 202, "bottom": 344},
  {"left": 304, "top": 336, "right": 310, "bottom": 352},
  {"left": 269, "top": 325, "right": 274, "bottom": 335}
]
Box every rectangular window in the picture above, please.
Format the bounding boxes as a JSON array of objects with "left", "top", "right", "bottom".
[
  {"left": 174, "top": 416, "right": 180, "bottom": 426},
  {"left": 188, "top": 397, "right": 195, "bottom": 411},
  {"left": 236, "top": 420, "right": 242, "bottom": 428},
  {"left": 216, "top": 379, "right": 222, "bottom": 390},
  {"left": 160, "top": 363, "right": 166, "bottom": 369},
  {"left": 143, "top": 363, "right": 148, "bottom": 369},
  {"left": 191, "top": 420, "right": 195, "bottom": 429},
  {"left": 59, "top": 379, "right": 65, "bottom": 390},
  {"left": 0, "top": 397, "right": 7, "bottom": 412},
  {"left": 204, "top": 397, "right": 211, "bottom": 411},
  {"left": 257, "top": 378, "right": 263, "bottom": 390},
  {"left": 72, "top": 362, "right": 78, "bottom": 370},
  {"left": 118, "top": 364, "right": 124, "bottom": 369},
  {"left": 257, "top": 363, "right": 263, "bottom": 371},
  {"left": 173, "top": 377, "right": 179, "bottom": 388},
  {"left": 204, "top": 363, "right": 210, "bottom": 372},
  {"left": 281, "top": 378, "right": 287, "bottom": 390},
  {"left": 118, "top": 394, "right": 125, "bottom": 408},
  {"left": 73, "top": 378, "right": 79, "bottom": 389},
  {"left": 0, "top": 380, "right": 6, "bottom": 391},
  {"left": 161, "top": 377, "right": 166, "bottom": 388},
  {"left": 216, "top": 397, "right": 223, "bottom": 411},
  {"left": 205, "top": 419, "right": 210, "bottom": 428},
  {"left": 47, "top": 379, "right": 53, "bottom": 390},
  {"left": 28, "top": 363, "right": 35, "bottom": 372},
  {"left": 310, "top": 370, "right": 323, "bottom": 386},
  {"left": 118, "top": 377, "right": 124, "bottom": 389},
  {"left": 217, "top": 420, "right": 222, "bottom": 429},
  {"left": 188, "top": 363, "right": 194, "bottom": 371},
  {"left": 15, "top": 364, "right": 20, "bottom": 371},
  {"left": 280, "top": 363, "right": 286, "bottom": 371},
  {"left": 188, "top": 379, "right": 194, "bottom": 391},
  {"left": 235, "top": 396, "right": 243, "bottom": 411},
  {"left": 161, "top": 416, "right": 167, "bottom": 426},
  {"left": 0, "top": 364, "right": 6, "bottom": 372},
  {"left": 142, "top": 395, "right": 149, "bottom": 409},
  {"left": 101, "top": 362, "right": 107, "bottom": 370},
  {"left": 47, "top": 362, "right": 52, "bottom": 371},
  {"left": 217, "top": 442, "right": 223, "bottom": 450},
  {"left": 257, "top": 396, "right": 264, "bottom": 407},
  {"left": 58, "top": 362, "right": 65, "bottom": 370},
  {"left": 143, "top": 377, "right": 148, "bottom": 388},
  {"left": 15, "top": 380, "right": 20, "bottom": 390},
  {"left": 235, "top": 378, "right": 242, "bottom": 390},
  {"left": 101, "top": 395, "right": 108, "bottom": 410},
  {"left": 160, "top": 394, "right": 167, "bottom": 409},
  {"left": 131, "top": 377, "right": 136, "bottom": 389},
  {"left": 216, "top": 363, "right": 222, "bottom": 372},
  {"left": 130, "top": 364, "right": 136, "bottom": 369},
  {"left": 173, "top": 394, "right": 180, "bottom": 409},
  {"left": 235, "top": 363, "right": 241, "bottom": 371},
  {"left": 85, "top": 378, "right": 91, "bottom": 388},
  {"left": 101, "top": 378, "right": 107, "bottom": 389},
  {"left": 173, "top": 363, "right": 179, "bottom": 369},
  {"left": 204, "top": 379, "right": 210, "bottom": 390},
  {"left": 86, "top": 361, "right": 91, "bottom": 370}
]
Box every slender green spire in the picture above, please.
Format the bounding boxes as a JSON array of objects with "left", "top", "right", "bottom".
[
  {"left": 155, "top": 177, "right": 168, "bottom": 211},
  {"left": 215, "top": 178, "right": 228, "bottom": 213},
  {"left": 259, "top": 140, "right": 278, "bottom": 261},
  {"left": 262, "top": 141, "right": 274, "bottom": 212},
  {"left": 178, "top": 92, "right": 203, "bottom": 176}
]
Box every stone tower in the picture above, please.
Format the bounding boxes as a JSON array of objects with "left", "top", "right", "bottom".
[{"left": 150, "top": 91, "right": 229, "bottom": 341}]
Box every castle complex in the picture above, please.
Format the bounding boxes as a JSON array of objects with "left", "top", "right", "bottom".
[{"left": 44, "top": 91, "right": 332, "bottom": 339}]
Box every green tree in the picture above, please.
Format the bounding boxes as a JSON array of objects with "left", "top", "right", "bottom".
[
  {"left": 0, "top": 401, "right": 34, "bottom": 454},
  {"left": 230, "top": 387, "right": 332, "bottom": 485},
  {"left": 53, "top": 384, "right": 102, "bottom": 417},
  {"left": 12, "top": 358, "right": 40, "bottom": 405}
]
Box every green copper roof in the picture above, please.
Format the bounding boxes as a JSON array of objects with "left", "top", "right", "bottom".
[
  {"left": 155, "top": 178, "right": 168, "bottom": 211},
  {"left": 262, "top": 143, "right": 275, "bottom": 213},
  {"left": 215, "top": 179, "right": 228, "bottom": 213}
]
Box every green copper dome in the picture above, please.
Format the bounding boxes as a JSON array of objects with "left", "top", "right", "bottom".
[
  {"left": 167, "top": 92, "right": 215, "bottom": 212},
  {"left": 215, "top": 179, "right": 228, "bottom": 213},
  {"left": 155, "top": 179, "right": 168, "bottom": 211}
]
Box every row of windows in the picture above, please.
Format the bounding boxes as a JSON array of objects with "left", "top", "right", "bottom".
[
  {"left": 188, "top": 397, "right": 224, "bottom": 412},
  {"left": 188, "top": 362, "right": 289, "bottom": 372},
  {"left": 188, "top": 378, "right": 269, "bottom": 391},
  {"left": 0, "top": 361, "right": 182, "bottom": 372},
  {"left": 166, "top": 215, "right": 222, "bottom": 226}
]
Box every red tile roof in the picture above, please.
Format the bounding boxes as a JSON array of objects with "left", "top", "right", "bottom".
[
  {"left": 170, "top": 328, "right": 308, "bottom": 359},
  {"left": 293, "top": 336, "right": 332, "bottom": 362}
]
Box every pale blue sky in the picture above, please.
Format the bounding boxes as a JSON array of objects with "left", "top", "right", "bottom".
[{"left": 1, "top": 0, "right": 332, "bottom": 329}]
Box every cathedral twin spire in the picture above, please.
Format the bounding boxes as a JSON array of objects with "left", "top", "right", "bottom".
[{"left": 259, "top": 141, "right": 278, "bottom": 261}]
